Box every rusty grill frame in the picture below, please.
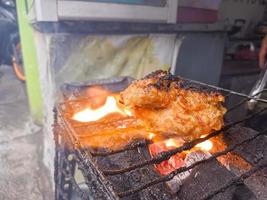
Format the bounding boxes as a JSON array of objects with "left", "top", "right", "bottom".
[{"left": 54, "top": 77, "right": 267, "bottom": 200}]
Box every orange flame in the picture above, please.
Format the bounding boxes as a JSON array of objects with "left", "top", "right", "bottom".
[
  {"left": 73, "top": 96, "right": 131, "bottom": 122},
  {"left": 148, "top": 132, "right": 156, "bottom": 140}
]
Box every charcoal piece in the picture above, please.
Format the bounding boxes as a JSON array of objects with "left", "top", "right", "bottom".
[
  {"left": 177, "top": 160, "right": 255, "bottom": 200},
  {"left": 233, "top": 184, "right": 257, "bottom": 200},
  {"left": 224, "top": 126, "right": 267, "bottom": 168},
  {"left": 166, "top": 151, "right": 211, "bottom": 194},
  {"left": 94, "top": 146, "right": 175, "bottom": 200}
]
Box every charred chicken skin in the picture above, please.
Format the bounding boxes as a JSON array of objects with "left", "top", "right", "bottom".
[{"left": 120, "top": 70, "right": 226, "bottom": 140}]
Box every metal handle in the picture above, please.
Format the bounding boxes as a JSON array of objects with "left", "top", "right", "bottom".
[{"left": 247, "top": 63, "right": 267, "bottom": 110}]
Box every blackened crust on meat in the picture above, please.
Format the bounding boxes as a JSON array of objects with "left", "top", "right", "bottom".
[
  {"left": 142, "top": 70, "right": 167, "bottom": 80},
  {"left": 175, "top": 79, "right": 220, "bottom": 95},
  {"left": 145, "top": 70, "right": 221, "bottom": 96}
]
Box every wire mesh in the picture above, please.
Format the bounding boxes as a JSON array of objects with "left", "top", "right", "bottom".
[{"left": 54, "top": 80, "right": 267, "bottom": 200}]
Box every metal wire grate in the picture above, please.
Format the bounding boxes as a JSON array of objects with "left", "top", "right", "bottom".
[{"left": 54, "top": 80, "right": 267, "bottom": 200}]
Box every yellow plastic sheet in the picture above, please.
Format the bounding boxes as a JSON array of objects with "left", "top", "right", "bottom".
[{"left": 56, "top": 34, "right": 177, "bottom": 85}]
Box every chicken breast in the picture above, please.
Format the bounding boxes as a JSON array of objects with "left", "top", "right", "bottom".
[{"left": 120, "top": 70, "right": 226, "bottom": 140}]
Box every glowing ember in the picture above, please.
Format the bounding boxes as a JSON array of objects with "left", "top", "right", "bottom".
[
  {"left": 165, "top": 138, "right": 184, "bottom": 148},
  {"left": 149, "top": 136, "right": 214, "bottom": 175},
  {"left": 148, "top": 132, "right": 156, "bottom": 140},
  {"left": 165, "top": 139, "right": 177, "bottom": 147},
  {"left": 196, "top": 139, "right": 213, "bottom": 152},
  {"left": 149, "top": 139, "right": 186, "bottom": 175},
  {"left": 73, "top": 96, "right": 131, "bottom": 122}
]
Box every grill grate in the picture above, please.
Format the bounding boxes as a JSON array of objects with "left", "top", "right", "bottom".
[{"left": 54, "top": 78, "right": 267, "bottom": 200}]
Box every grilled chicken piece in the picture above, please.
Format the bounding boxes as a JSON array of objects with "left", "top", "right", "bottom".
[{"left": 120, "top": 70, "right": 226, "bottom": 140}]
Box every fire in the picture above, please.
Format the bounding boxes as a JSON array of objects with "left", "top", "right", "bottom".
[
  {"left": 195, "top": 135, "right": 213, "bottom": 152},
  {"left": 149, "top": 136, "right": 214, "bottom": 175},
  {"left": 165, "top": 139, "right": 177, "bottom": 147},
  {"left": 196, "top": 140, "right": 213, "bottom": 151},
  {"left": 149, "top": 138, "right": 186, "bottom": 175},
  {"left": 73, "top": 96, "right": 131, "bottom": 122},
  {"left": 165, "top": 138, "right": 184, "bottom": 148},
  {"left": 71, "top": 86, "right": 214, "bottom": 176},
  {"left": 124, "top": 108, "right": 133, "bottom": 117},
  {"left": 148, "top": 132, "right": 156, "bottom": 140}
]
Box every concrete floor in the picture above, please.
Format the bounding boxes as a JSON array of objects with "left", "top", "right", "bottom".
[{"left": 0, "top": 66, "right": 52, "bottom": 200}]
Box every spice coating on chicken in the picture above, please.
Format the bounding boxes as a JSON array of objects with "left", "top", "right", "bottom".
[{"left": 120, "top": 70, "right": 226, "bottom": 139}]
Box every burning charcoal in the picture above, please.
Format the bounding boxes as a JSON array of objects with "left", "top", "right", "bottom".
[
  {"left": 148, "top": 138, "right": 216, "bottom": 194},
  {"left": 177, "top": 160, "right": 256, "bottom": 200},
  {"left": 224, "top": 126, "right": 267, "bottom": 169},
  {"left": 184, "top": 150, "right": 211, "bottom": 166},
  {"left": 148, "top": 138, "right": 186, "bottom": 175},
  {"left": 165, "top": 171, "right": 190, "bottom": 194},
  {"left": 166, "top": 151, "right": 211, "bottom": 193},
  {"left": 95, "top": 146, "right": 174, "bottom": 200}
]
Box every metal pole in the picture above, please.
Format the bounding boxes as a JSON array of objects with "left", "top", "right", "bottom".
[{"left": 16, "top": 0, "right": 43, "bottom": 124}]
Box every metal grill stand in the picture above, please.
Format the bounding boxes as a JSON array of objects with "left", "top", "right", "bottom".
[{"left": 54, "top": 77, "right": 267, "bottom": 200}]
